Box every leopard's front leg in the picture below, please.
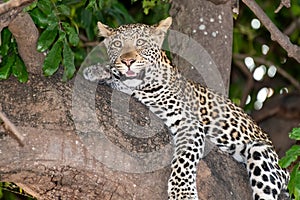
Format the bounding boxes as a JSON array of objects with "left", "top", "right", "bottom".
[
  {"left": 168, "top": 119, "right": 205, "bottom": 200},
  {"left": 133, "top": 89, "right": 204, "bottom": 200}
]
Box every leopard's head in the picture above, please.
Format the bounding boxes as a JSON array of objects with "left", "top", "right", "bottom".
[{"left": 97, "top": 17, "right": 172, "bottom": 79}]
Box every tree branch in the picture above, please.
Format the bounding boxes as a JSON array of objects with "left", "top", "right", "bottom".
[
  {"left": 275, "top": 0, "right": 290, "bottom": 13},
  {"left": 233, "top": 53, "right": 300, "bottom": 91},
  {"left": 0, "top": 110, "right": 24, "bottom": 146},
  {"left": 284, "top": 18, "right": 300, "bottom": 36},
  {"left": 242, "top": 0, "right": 300, "bottom": 63},
  {"left": 8, "top": 12, "right": 44, "bottom": 75},
  {"left": 0, "top": 0, "right": 33, "bottom": 15}
]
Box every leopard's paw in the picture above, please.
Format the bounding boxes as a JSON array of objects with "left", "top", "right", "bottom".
[{"left": 83, "top": 63, "right": 112, "bottom": 82}]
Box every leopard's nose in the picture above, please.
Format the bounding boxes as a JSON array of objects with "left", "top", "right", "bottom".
[{"left": 121, "top": 58, "right": 136, "bottom": 67}]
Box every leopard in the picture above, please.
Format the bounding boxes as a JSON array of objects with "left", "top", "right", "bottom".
[{"left": 82, "top": 17, "right": 290, "bottom": 200}]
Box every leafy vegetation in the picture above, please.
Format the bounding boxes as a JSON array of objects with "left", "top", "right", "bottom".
[
  {"left": 279, "top": 127, "right": 300, "bottom": 200},
  {"left": 0, "top": 29, "right": 28, "bottom": 82}
]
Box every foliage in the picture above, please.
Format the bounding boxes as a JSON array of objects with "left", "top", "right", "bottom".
[
  {"left": 0, "top": 0, "right": 170, "bottom": 82},
  {"left": 132, "top": 0, "right": 169, "bottom": 15},
  {"left": 0, "top": 29, "right": 28, "bottom": 83},
  {"left": 279, "top": 127, "right": 300, "bottom": 199}
]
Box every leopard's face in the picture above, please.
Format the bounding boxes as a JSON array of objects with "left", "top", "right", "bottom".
[
  {"left": 106, "top": 25, "right": 157, "bottom": 79},
  {"left": 98, "top": 18, "right": 172, "bottom": 79}
]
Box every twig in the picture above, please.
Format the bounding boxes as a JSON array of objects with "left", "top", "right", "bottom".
[
  {"left": 233, "top": 53, "right": 300, "bottom": 91},
  {"left": 284, "top": 18, "right": 300, "bottom": 36},
  {"left": 82, "top": 41, "right": 99, "bottom": 47},
  {"left": 252, "top": 106, "right": 280, "bottom": 122},
  {"left": 0, "top": 0, "right": 33, "bottom": 15},
  {"left": 275, "top": 0, "right": 291, "bottom": 13},
  {"left": 252, "top": 95, "right": 300, "bottom": 122},
  {"left": 252, "top": 57, "right": 300, "bottom": 91},
  {"left": 242, "top": 0, "right": 300, "bottom": 63},
  {"left": 79, "top": 34, "right": 89, "bottom": 42},
  {"left": 0, "top": 110, "right": 24, "bottom": 146}
]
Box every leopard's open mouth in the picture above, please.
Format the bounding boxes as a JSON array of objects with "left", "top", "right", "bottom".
[
  {"left": 125, "top": 70, "right": 137, "bottom": 77},
  {"left": 120, "top": 69, "right": 145, "bottom": 80}
]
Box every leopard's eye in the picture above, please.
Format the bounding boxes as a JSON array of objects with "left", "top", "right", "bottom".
[
  {"left": 112, "top": 40, "right": 122, "bottom": 48},
  {"left": 136, "top": 39, "right": 146, "bottom": 46}
]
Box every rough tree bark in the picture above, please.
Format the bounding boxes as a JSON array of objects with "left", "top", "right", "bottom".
[
  {"left": 0, "top": 0, "right": 289, "bottom": 200},
  {"left": 170, "top": 0, "right": 232, "bottom": 93}
]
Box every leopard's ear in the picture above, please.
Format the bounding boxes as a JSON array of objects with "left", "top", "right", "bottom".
[
  {"left": 156, "top": 17, "right": 172, "bottom": 33},
  {"left": 97, "top": 21, "right": 113, "bottom": 37}
]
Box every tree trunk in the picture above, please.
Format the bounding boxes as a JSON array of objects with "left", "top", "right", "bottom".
[
  {"left": 170, "top": 0, "right": 233, "bottom": 95},
  {"left": 0, "top": 0, "right": 269, "bottom": 199}
]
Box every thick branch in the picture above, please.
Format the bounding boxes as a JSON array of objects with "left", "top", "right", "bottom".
[
  {"left": 0, "top": 0, "right": 35, "bottom": 31},
  {"left": 0, "top": 0, "right": 33, "bottom": 15},
  {"left": 8, "top": 12, "right": 44, "bottom": 75},
  {"left": 242, "top": 0, "right": 300, "bottom": 63}
]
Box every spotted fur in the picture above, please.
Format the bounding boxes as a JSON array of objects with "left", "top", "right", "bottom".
[{"left": 83, "top": 17, "right": 289, "bottom": 200}]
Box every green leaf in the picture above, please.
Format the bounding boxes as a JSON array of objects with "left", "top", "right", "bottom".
[
  {"left": 68, "top": 28, "right": 79, "bottom": 46},
  {"left": 48, "top": 12, "right": 59, "bottom": 26},
  {"left": 37, "top": 0, "right": 52, "bottom": 15},
  {"left": 29, "top": 8, "right": 49, "bottom": 28},
  {"left": 62, "top": 23, "right": 79, "bottom": 46},
  {"left": 291, "top": 3, "right": 300, "bottom": 16},
  {"left": 57, "top": 4, "right": 71, "bottom": 16},
  {"left": 142, "top": 0, "right": 156, "bottom": 15},
  {"left": 43, "top": 40, "right": 63, "bottom": 76},
  {"left": 108, "top": 2, "right": 135, "bottom": 24},
  {"left": 23, "top": 1, "right": 38, "bottom": 12},
  {"left": 37, "top": 24, "right": 58, "bottom": 52},
  {"left": 290, "top": 128, "right": 300, "bottom": 140},
  {"left": 0, "top": 54, "right": 15, "bottom": 80},
  {"left": 98, "top": 0, "right": 104, "bottom": 9},
  {"left": 0, "top": 187, "right": 3, "bottom": 199},
  {"left": 58, "top": 29, "right": 67, "bottom": 41},
  {"left": 30, "top": 8, "right": 58, "bottom": 29},
  {"left": 0, "top": 28, "right": 12, "bottom": 56},
  {"left": 80, "top": 9, "right": 92, "bottom": 29},
  {"left": 288, "top": 163, "right": 300, "bottom": 199},
  {"left": 79, "top": 9, "right": 96, "bottom": 40},
  {"left": 62, "top": 41, "right": 76, "bottom": 81},
  {"left": 86, "top": 0, "right": 97, "bottom": 10},
  {"left": 12, "top": 56, "right": 28, "bottom": 83},
  {"left": 74, "top": 48, "right": 86, "bottom": 66},
  {"left": 279, "top": 145, "right": 300, "bottom": 168},
  {"left": 296, "top": 173, "right": 300, "bottom": 200}
]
